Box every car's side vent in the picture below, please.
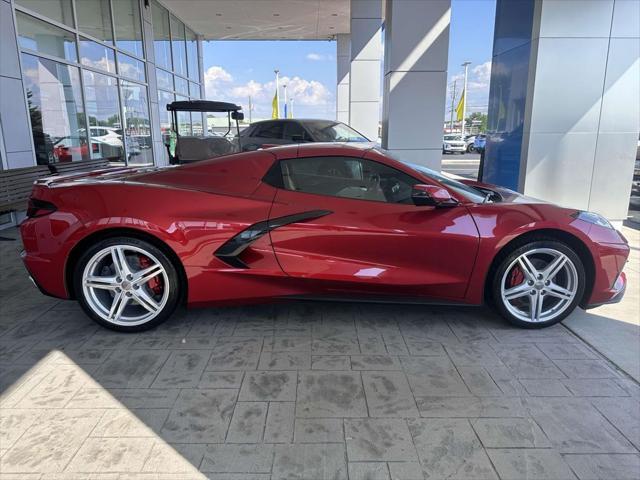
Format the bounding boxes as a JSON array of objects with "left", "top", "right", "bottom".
[{"left": 214, "top": 210, "right": 332, "bottom": 269}]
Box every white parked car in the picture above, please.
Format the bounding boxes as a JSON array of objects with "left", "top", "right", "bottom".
[{"left": 442, "top": 135, "right": 466, "bottom": 154}]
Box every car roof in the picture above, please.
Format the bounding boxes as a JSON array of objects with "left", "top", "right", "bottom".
[{"left": 249, "top": 118, "right": 344, "bottom": 125}]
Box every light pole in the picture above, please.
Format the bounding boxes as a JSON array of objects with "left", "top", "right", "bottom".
[{"left": 461, "top": 61, "right": 471, "bottom": 137}]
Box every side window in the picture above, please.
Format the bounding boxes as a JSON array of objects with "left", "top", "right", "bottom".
[
  {"left": 283, "top": 121, "right": 309, "bottom": 141},
  {"left": 254, "top": 122, "right": 284, "bottom": 139},
  {"left": 280, "top": 156, "right": 419, "bottom": 203}
]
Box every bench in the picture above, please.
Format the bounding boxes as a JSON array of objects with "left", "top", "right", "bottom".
[{"left": 0, "top": 159, "right": 111, "bottom": 239}]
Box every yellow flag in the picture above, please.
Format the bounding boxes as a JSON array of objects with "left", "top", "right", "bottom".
[
  {"left": 271, "top": 91, "right": 279, "bottom": 119},
  {"left": 455, "top": 89, "right": 465, "bottom": 122}
]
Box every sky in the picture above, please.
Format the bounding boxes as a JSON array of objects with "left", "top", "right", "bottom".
[{"left": 202, "top": 0, "right": 497, "bottom": 121}]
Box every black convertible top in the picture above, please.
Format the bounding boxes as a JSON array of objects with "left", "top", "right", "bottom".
[{"left": 167, "top": 100, "right": 242, "bottom": 113}]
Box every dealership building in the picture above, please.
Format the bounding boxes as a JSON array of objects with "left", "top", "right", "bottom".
[{"left": 1, "top": 0, "right": 638, "bottom": 225}]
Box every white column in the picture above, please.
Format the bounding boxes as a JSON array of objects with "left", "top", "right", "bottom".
[
  {"left": 336, "top": 34, "right": 350, "bottom": 123},
  {"left": 349, "top": 0, "right": 382, "bottom": 141},
  {"left": 381, "top": 0, "right": 451, "bottom": 169}
]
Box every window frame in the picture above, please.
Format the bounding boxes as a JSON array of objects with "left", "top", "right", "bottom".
[{"left": 263, "top": 155, "right": 423, "bottom": 205}]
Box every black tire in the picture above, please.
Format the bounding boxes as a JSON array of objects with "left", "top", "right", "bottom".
[
  {"left": 73, "top": 236, "right": 180, "bottom": 332},
  {"left": 491, "top": 239, "right": 586, "bottom": 329}
]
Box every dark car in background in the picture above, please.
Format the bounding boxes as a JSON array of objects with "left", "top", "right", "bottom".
[{"left": 238, "top": 119, "right": 370, "bottom": 151}]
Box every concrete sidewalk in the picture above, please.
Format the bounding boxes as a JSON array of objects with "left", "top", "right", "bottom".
[{"left": 0, "top": 226, "right": 638, "bottom": 479}]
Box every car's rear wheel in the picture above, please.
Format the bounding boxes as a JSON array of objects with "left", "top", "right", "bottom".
[
  {"left": 492, "top": 240, "right": 585, "bottom": 328},
  {"left": 74, "top": 237, "right": 180, "bottom": 332}
]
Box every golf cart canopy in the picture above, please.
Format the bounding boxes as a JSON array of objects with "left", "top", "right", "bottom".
[
  {"left": 165, "top": 100, "right": 244, "bottom": 164},
  {"left": 167, "top": 100, "right": 242, "bottom": 116}
]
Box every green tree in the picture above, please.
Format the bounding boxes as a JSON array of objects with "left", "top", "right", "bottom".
[{"left": 466, "top": 112, "right": 488, "bottom": 132}]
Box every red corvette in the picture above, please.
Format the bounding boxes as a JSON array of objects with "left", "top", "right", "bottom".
[{"left": 20, "top": 143, "right": 628, "bottom": 331}]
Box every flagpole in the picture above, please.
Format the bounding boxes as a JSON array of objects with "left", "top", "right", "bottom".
[
  {"left": 449, "top": 80, "right": 457, "bottom": 133},
  {"left": 274, "top": 69, "right": 280, "bottom": 118},
  {"left": 283, "top": 84, "right": 288, "bottom": 119},
  {"left": 461, "top": 61, "right": 471, "bottom": 137}
]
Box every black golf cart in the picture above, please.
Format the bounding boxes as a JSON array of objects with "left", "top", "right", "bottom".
[{"left": 165, "top": 100, "right": 244, "bottom": 164}]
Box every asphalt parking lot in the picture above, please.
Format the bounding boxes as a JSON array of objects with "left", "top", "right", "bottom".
[{"left": 1, "top": 227, "right": 639, "bottom": 480}]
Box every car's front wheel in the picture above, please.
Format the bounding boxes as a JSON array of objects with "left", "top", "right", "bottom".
[
  {"left": 492, "top": 240, "right": 585, "bottom": 328},
  {"left": 74, "top": 237, "right": 180, "bottom": 332}
]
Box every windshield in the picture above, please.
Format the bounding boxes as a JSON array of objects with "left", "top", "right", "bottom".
[
  {"left": 374, "top": 148, "right": 486, "bottom": 202},
  {"left": 304, "top": 120, "right": 369, "bottom": 142}
]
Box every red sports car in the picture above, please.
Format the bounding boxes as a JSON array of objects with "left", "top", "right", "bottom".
[{"left": 20, "top": 144, "right": 628, "bottom": 332}]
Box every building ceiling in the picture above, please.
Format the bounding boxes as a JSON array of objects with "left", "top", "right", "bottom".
[{"left": 159, "top": 0, "right": 350, "bottom": 40}]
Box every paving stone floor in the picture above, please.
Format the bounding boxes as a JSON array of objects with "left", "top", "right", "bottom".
[{"left": 1, "top": 230, "right": 639, "bottom": 480}]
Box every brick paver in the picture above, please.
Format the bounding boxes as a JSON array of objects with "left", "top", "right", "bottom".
[{"left": 1, "top": 232, "right": 639, "bottom": 480}]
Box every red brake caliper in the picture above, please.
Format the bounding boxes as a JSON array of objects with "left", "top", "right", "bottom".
[
  {"left": 138, "top": 255, "right": 163, "bottom": 295},
  {"left": 508, "top": 265, "right": 525, "bottom": 288}
]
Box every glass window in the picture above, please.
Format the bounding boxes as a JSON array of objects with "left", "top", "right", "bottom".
[
  {"left": 189, "top": 81, "right": 200, "bottom": 98},
  {"left": 112, "top": 0, "right": 143, "bottom": 58},
  {"left": 118, "top": 52, "right": 145, "bottom": 82},
  {"left": 303, "top": 120, "right": 369, "bottom": 142},
  {"left": 158, "top": 89, "right": 174, "bottom": 162},
  {"left": 280, "top": 157, "right": 418, "bottom": 203},
  {"left": 156, "top": 68, "right": 173, "bottom": 90},
  {"left": 170, "top": 15, "right": 187, "bottom": 77},
  {"left": 174, "top": 76, "right": 188, "bottom": 96},
  {"left": 175, "top": 95, "right": 191, "bottom": 136},
  {"left": 82, "top": 70, "right": 125, "bottom": 164},
  {"left": 16, "top": 0, "right": 74, "bottom": 28},
  {"left": 186, "top": 27, "right": 199, "bottom": 81},
  {"left": 16, "top": 12, "right": 77, "bottom": 62},
  {"left": 152, "top": 1, "right": 172, "bottom": 70},
  {"left": 80, "top": 38, "right": 116, "bottom": 73},
  {"left": 21, "top": 53, "right": 88, "bottom": 165},
  {"left": 120, "top": 81, "right": 152, "bottom": 165},
  {"left": 283, "top": 121, "right": 310, "bottom": 141},
  {"left": 254, "top": 122, "right": 284, "bottom": 139},
  {"left": 76, "top": 0, "right": 113, "bottom": 43}
]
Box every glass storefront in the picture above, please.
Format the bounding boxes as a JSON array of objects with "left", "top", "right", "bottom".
[
  {"left": 21, "top": 54, "right": 88, "bottom": 164},
  {"left": 14, "top": 0, "right": 203, "bottom": 167},
  {"left": 152, "top": 0, "right": 203, "bottom": 163}
]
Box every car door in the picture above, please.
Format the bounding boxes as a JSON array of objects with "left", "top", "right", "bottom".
[{"left": 267, "top": 153, "right": 480, "bottom": 300}]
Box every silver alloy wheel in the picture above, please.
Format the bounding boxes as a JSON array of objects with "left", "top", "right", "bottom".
[
  {"left": 500, "top": 248, "right": 578, "bottom": 323},
  {"left": 81, "top": 245, "right": 170, "bottom": 326}
]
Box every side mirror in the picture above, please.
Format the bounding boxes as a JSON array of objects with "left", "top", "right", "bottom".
[
  {"left": 232, "top": 111, "right": 244, "bottom": 121},
  {"left": 412, "top": 184, "right": 458, "bottom": 207}
]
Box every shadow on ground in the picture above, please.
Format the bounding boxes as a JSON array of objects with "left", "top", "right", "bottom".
[{"left": 1, "top": 229, "right": 639, "bottom": 479}]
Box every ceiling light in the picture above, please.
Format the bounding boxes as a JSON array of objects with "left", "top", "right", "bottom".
[
  {"left": 273, "top": 13, "right": 280, "bottom": 16},
  {"left": 215, "top": 13, "right": 222, "bottom": 16},
  {"left": 331, "top": 13, "right": 338, "bottom": 16},
  {"left": 329, "top": 26, "right": 335, "bottom": 29}
]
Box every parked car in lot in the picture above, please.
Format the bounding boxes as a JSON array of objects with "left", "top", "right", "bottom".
[
  {"left": 474, "top": 134, "right": 487, "bottom": 152},
  {"left": 21, "top": 143, "right": 629, "bottom": 332},
  {"left": 239, "top": 119, "right": 369, "bottom": 151},
  {"left": 465, "top": 135, "right": 477, "bottom": 152},
  {"left": 442, "top": 135, "right": 467, "bottom": 154}
]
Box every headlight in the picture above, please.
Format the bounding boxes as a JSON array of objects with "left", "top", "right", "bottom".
[{"left": 572, "top": 211, "right": 613, "bottom": 229}]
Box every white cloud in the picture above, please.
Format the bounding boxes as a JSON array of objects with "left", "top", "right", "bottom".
[
  {"left": 204, "top": 66, "right": 333, "bottom": 119},
  {"left": 306, "top": 53, "right": 332, "bottom": 61},
  {"left": 203, "top": 66, "right": 233, "bottom": 98}
]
